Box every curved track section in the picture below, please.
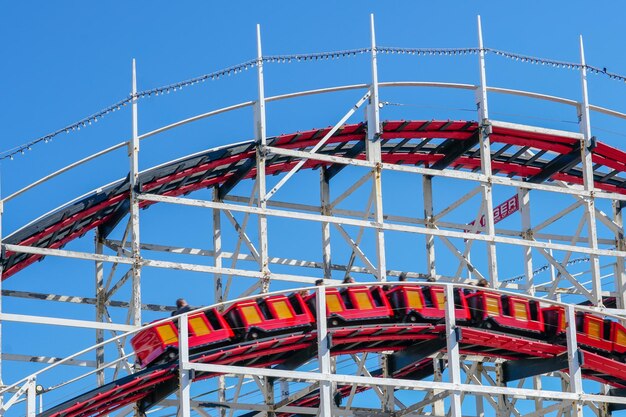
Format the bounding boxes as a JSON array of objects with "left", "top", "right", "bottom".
[
  {"left": 38, "top": 302, "right": 626, "bottom": 417},
  {"left": 4, "top": 120, "right": 626, "bottom": 279}
]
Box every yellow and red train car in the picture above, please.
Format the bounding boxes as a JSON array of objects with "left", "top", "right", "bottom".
[{"left": 131, "top": 284, "right": 626, "bottom": 369}]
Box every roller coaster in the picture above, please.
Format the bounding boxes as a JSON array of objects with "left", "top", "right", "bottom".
[
  {"left": 2, "top": 14, "right": 626, "bottom": 417},
  {"left": 33, "top": 283, "right": 626, "bottom": 417}
]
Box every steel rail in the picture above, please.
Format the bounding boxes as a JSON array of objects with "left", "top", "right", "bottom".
[
  {"left": 33, "top": 287, "right": 626, "bottom": 416},
  {"left": 2, "top": 141, "right": 128, "bottom": 203},
  {"left": 6, "top": 79, "right": 623, "bottom": 205},
  {"left": 6, "top": 282, "right": 626, "bottom": 401},
  {"left": 4, "top": 116, "right": 626, "bottom": 285},
  {"left": 5, "top": 117, "right": 626, "bottom": 281}
]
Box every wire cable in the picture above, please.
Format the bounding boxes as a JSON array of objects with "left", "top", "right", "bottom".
[{"left": 3, "top": 46, "right": 626, "bottom": 161}]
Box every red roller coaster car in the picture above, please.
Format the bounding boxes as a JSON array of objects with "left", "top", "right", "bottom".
[
  {"left": 131, "top": 284, "right": 626, "bottom": 369},
  {"left": 306, "top": 286, "right": 393, "bottom": 326},
  {"left": 131, "top": 310, "right": 233, "bottom": 367},
  {"left": 224, "top": 293, "right": 314, "bottom": 339},
  {"left": 386, "top": 285, "right": 470, "bottom": 323},
  {"left": 543, "top": 306, "right": 626, "bottom": 358},
  {"left": 467, "top": 291, "right": 544, "bottom": 334}
]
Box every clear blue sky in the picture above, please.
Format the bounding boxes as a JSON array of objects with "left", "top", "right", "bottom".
[
  {"left": 2, "top": 0, "right": 626, "bottom": 217},
  {"left": 2, "top": 0, "right": 626, "bottom": 206},
  {"left": 2, "top": 1, "right": 626, "bottom": 415}
]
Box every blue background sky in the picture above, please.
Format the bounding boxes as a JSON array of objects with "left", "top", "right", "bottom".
[
  {"left": 2, "top": 0, "right": 626, "bottom": 220},
  {"left": 2, "top": 1, "right": 626, "bottom": 415},
  {"left": 2, "top": 0, "right": 626, "bottom": 202}
]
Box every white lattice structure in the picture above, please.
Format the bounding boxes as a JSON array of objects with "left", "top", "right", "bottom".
[{"left": 1, "top": 14, "right": 626, "bottom": 417}]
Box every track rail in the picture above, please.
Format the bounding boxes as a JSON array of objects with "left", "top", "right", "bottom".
[
  {"left": 38, "top": 307, "right": 626, "bottom": 417},
  {"left": 4, "top": 120, "right": 626, "bottom": 280}
]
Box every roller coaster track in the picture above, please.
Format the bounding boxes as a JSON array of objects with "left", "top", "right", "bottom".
[
  {"left": 4, "top": 120, "right": 626, "bottom": 280},
  {"left": 4, "top": 120, "right": 626, "bottom": 415},
  {"left": 38, "top": 308, "right": 626, "bottom": 417}
]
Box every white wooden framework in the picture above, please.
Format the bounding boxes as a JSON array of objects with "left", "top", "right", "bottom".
[{"left": 1, "top": 13, "right": 626, "bottom": 417}]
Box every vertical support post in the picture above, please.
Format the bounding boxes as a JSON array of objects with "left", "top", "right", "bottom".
[
  {"left": 578, "top": 36, "right": 603, "bottom": 307},
  {"left": 369, "top": 15, "right": 392, "bottom": 411},
  {"left": 476, "top": 16, "right": 489, "bottom": 123},
  {"left": 423, "top": 175, "right": 436, "bottom": 279},
  {"left": 95, "top": 230, "right": 105, "bottom": 385},
  {"left": 254, "top": 24, "right": 270, "bottom": 294},
  {"left": 613, "top": 200, "right": 626, "bottom": 308},
  {"left": 178, "top": 314, "right": 191, "bottom": 417},
  {"left": 213, "top": 188, "right": 224, "bottom": 306},
  {"left": 212, "top": 189, "right": 226, "bottom": 417},
  {"left": 519, "top": 188, "right": 534, "bottom": 295},
  {"left": 548, "top": 241, "right": 559, "bottom": 301},
  {"left": 566, "top": 305, "right": 583, "bottom": 417},
  {"left": 560, "top": 374, "right": 572, "bottom": 417},
  {"left": 129, "top": 58, "right": 142, "bottom": 326},
  {"left": 444, "top": 285, "right": 462, "bottom": 417},
  {"left": 367, "top": 14, "right": 386, "bottom": 283},
  {"left": 217, "top": 376, "right": 226, "bottom": 417},
  {"left": 599, "top": 385, "right": 611, "bottom": 417},
  {"left": 495, "top": 363, "right": 507, "bottom": 417},
  {"left": 380, "top": 353, "right": 394, "bottom": 413},
  {"left": 316, "top": 286, "right": 332, "bottom": 417},
  {"left": 476, "top": 15, "right": 499, "bottom": 288},
  {"left": 26, "top": 379, "right": 36, "bottom": 417},
  {"left": 265, "top": 378, "right": 275, "bottom": 417},
  {"left": 366, "top": 14, "right": 382, "bottom": 166},
  {"left": 432, "top": 356, "right": 444, "bottom": 415},
  {"left": 320, "top": 168, "right": 332, "bottom": 280}
]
